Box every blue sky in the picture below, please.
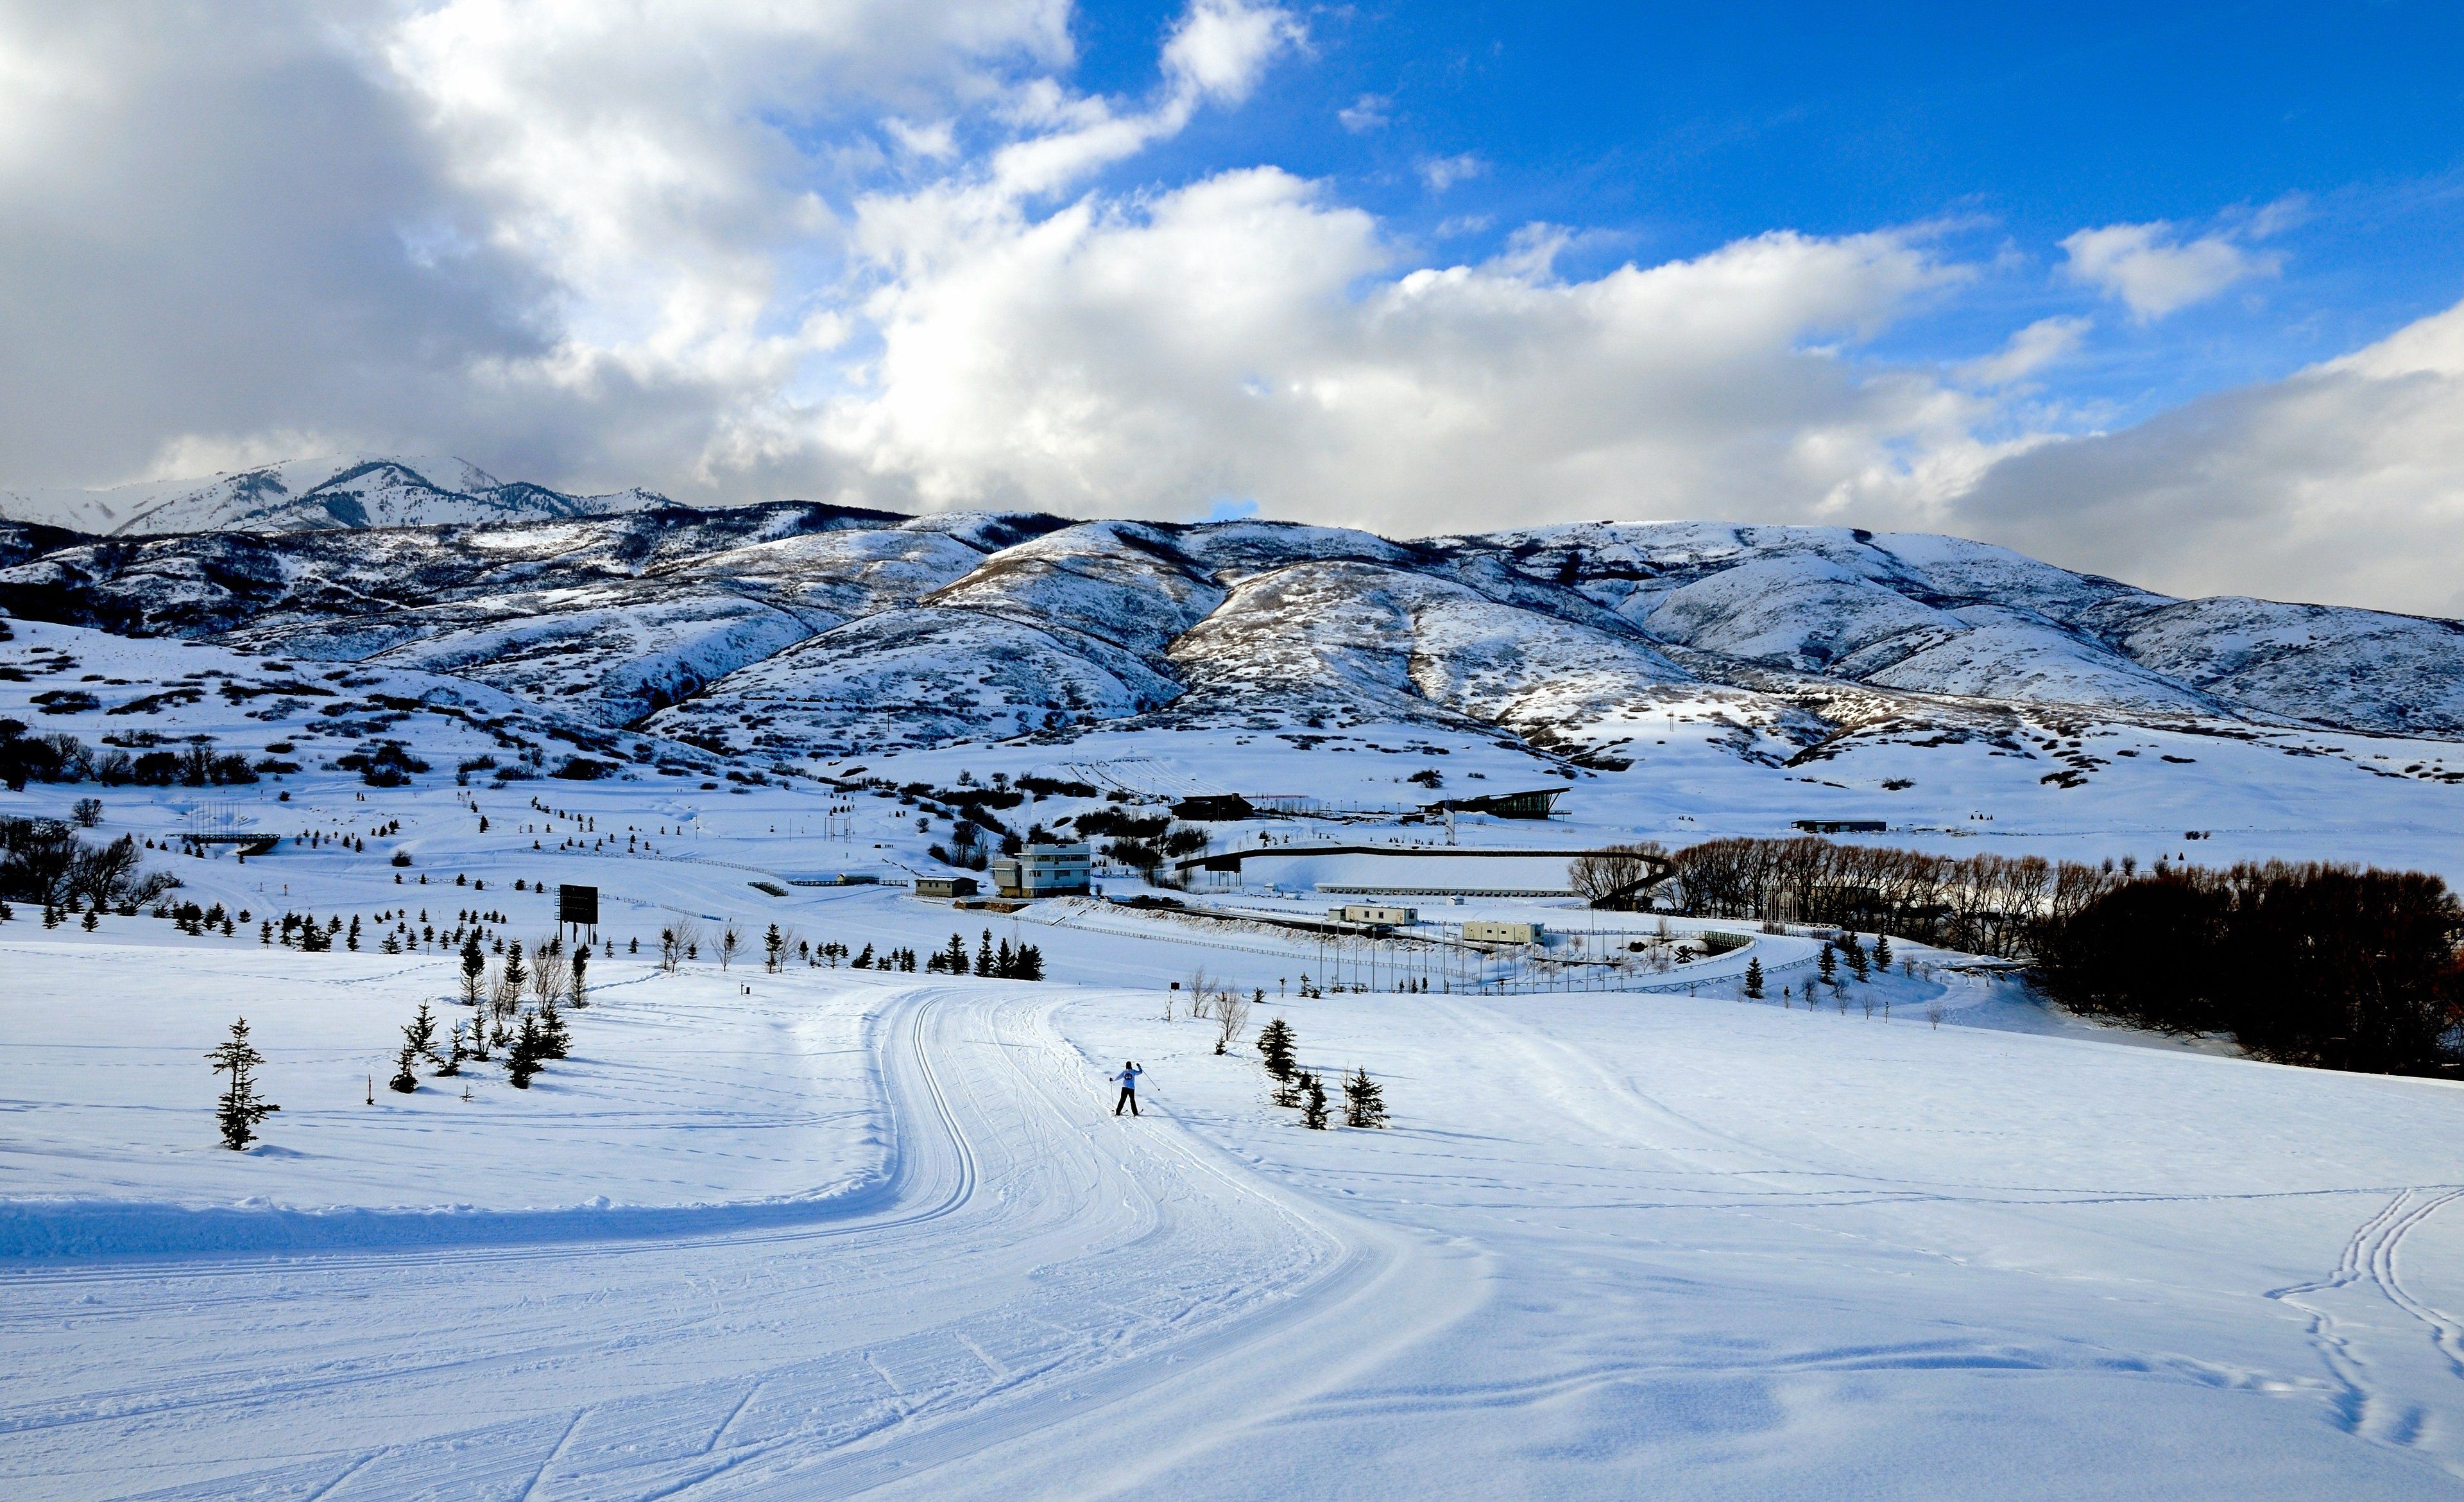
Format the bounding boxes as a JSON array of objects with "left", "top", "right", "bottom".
[{"left": 1070, "top": 0, "right": 2464, "bottom": 425}]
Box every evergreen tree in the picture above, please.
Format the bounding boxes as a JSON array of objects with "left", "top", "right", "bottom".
[
  {"left": 975, "top": 929, "right": 994, "bottom": 976},
  {"left": 346, "top": 915, "right": 362, "bottom": 952},
  {"left": 406, "top": 1001, "right": 440, "bottom": 1062},
  {"left": 1299, "top": 1071, "right": 1330, "bottom": 1129},
  {"left": 944, "top": 933, "right": 969, "bottom": 973},
  {"left": 1874, "top": 934, "right": 1893, "bottom": 971},
  {"left": 537, "top": 993, "right": 570, "bottom": 1060},
  {"left": 569, "top": 945, "right": 588, "bottom": 1007},
  {"left": 1257, "top": 1017, "right": 1297, "bottom": 1082},
  {"left": 1743, "top": 956, "right": 1765, "bottom": 999},
  {"left": 206, "top": 1017, "right": 278, "bottom": 1149},
  {"left": 507, "top": 1013, "right": 543, "bottom": 1089},
  {"left": 81, "top": 907, "right": 98, "bottom": 932},
  {"left": 1342, "top": 1066, "right": 1388, "bottom": 1128},
  {"left": 853, "top": 943, "right": 875, "bottom": 969},
  {"left": 764, "top": 922, "right": 783, "bottom": 972},
  {"left": 1014, "top": 944, "right": 1042, "bottom": 980},
  {"left": 389, "top": 1037, "right": 421, "bottom": 1094},
  {"left": 1818, "top": 943, "right": 1838, "bottom": 983},
  {"left": 1844, "top": 931, "right": 1869, "bottom": 981},
  {"left": 994, "top": 938, "right": 1013, "bottom": 976},
  {"left": 503, "top": 942, "right": 527, "bottom": 998},
  {"left": 437, "top": 1020, "right": 465, "bottom": 1077}
]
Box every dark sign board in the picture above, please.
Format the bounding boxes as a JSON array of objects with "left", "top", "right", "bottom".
[{"left": 558, "top": 884, "right": 599, "bottom": 925}]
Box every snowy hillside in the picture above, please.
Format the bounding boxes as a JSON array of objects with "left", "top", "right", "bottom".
[
  {"left": 3, "top": 560, "right": 2463, "bottom": 1498},
  {"left": 3, "top": 491, "right": 2463, "bottom": 889},
  {"left": 0, "top": 455, "right": 667, "bottom": 536}
]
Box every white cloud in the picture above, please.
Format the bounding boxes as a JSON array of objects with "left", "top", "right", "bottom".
[
  {"left": 1338, "top": 92, "right": 1390, "bottom": 132},
  {"left": 1419, "top": 152, "right": 1487, "bottom": 192},
  {"left": 1160, "top": 0, "right": 1303, "bottom": 106},
  {"left": 15, "top": 0, "right": 2450, "bottom": 623},
  {"left": 2059, "top": 221, "right": 2278, "bottom": 322},
  {"left": 1958, "top": 315, "right": 2090, "bottom": 387},
  {"left": 1955, "top": 297, "right": 2464, "bottom": 615},
  {"left": 821, "top": 165, "right": 1999, "bottom": 535}
]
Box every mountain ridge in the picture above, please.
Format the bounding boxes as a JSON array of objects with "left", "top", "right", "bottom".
[{"left": 0, "top": 472, "right": 2456, "bottom": 766}]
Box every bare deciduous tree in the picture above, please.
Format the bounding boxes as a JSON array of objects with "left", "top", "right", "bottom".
[
  {"left": 530, "top": 942, "right": 569, "bottom": 1010},
  {"left": 1212, "top": 987, "right": 1252, "bottom": 1055},
  {"left": 1568, "top": 843, "right": 1666, "bottom": 908},
  {"left": 665, "top": 919, "right": 701, "bottom": 973}
]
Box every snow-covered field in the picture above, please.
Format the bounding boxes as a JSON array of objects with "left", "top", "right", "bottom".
[
  {"left": 6, "top": 521, "right": 2464, "bottom": 1497},
  {"left": 5, "top": 849, "right": 2464, "bottom": 1497}
]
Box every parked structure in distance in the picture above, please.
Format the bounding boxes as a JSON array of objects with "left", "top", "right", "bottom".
[
  {"left": 1462, "top": 919, "right": 1544, "bottom": 944},
  {"left": 1430, "top": 788, "right": 1566, "bottom": 820},
  {"left": 1335, "top": 902, "right": 1418, "bottom": 928},
  {"left": 1793, "top": 818, "right": 1887, "bottom": 834},
  {"left": 914, "top": 875, "right": 980, "bottom": 900},
  {"left": 991, "top": 843, "right": 1092, "bottom": 899}
]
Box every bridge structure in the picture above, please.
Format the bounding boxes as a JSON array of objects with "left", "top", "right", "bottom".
[{"left": 1168, "top": 842, "right": 1672, "bottom": 903}]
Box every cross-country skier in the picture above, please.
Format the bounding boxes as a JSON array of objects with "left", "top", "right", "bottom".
[{"left": 1111, "top": 1060, "right": 1143, "bottom": 1116}]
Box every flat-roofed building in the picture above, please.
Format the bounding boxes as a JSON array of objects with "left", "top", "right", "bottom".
[
  {"left": 1335, "top": 902, "right": 1417, "bottom": 928},
  {"left": 990, "top": 843, "right": 1092, "bottom": 899},
  {"left": 1462, "top": 919, "right": 1544, "bottom": 944},
  {"left": 914, "top": 876, "right": 979, "bottom": 899}
]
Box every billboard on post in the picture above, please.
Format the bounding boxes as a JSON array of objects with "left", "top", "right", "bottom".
[{"left": 559, "top": 884, "right": 599, "bottom": 926}]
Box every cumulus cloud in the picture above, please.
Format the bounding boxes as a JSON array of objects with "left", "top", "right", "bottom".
[
  {"left": 1953, "top": 297, "right": 2464, "bottom": 616},
  {"left": 1958, "top": 315, "right": 2091, "bottom": 387},
  {"left": 2060, "top": 221, "right": 2278, "bottom": 321},
  {"left": 0, "top": 0, "right": 1066, "bottom": 492},
  {"left": 10, "top": 0, "right": 2451, "bottom": 621},
  {"left": 822, "top": 163, "right": 2002, "bottom": 535}
]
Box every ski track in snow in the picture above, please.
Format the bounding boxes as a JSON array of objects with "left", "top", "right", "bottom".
[
  {"left": 2270, "top": 1187, "right": 2464, "bottom": 1470},
  {"left": 0, "top": 986, "right": 1471, "bottom": 1501}
]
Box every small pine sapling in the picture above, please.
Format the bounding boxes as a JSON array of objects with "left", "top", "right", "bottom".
[
  {"left": 507, "top": 1013, "right": 543, "bottom": 1089},
  {"left": 1342, "top": 1067, "right": 1388, "bottom": 1128},
  {"left": 1257, "top": 1017, "right": 1297, "bottom": 1081},
  {"left": 1743, "top": 956, "right": 1764, "bottom": 999},
  {"left": 537, "top": 992, "right": 569, "bottom": 1059},
  {"left": 207, "top": 1017, "right": 279, "bottom": 1149},
  {"left": 569, "top": 945, "right": 588, "bottom": 1007},
  {"left": 1818, "top": 944, "right": 1838, "bottom": 983},
  {"left": 1299, "top": 1071, "right": 1330, "bottom": 1130},
  {"left": 1873, "top": 934, "right": 1893, "bottom": 971},
  {"left": 406, "top": 1001, "right": 441, "bottom": 1062},
  {"left": 389, "top": 1037, "right": 421, "bottom": 1094}
]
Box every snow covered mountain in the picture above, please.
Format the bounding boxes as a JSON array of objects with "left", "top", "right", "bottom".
[
  {"left": 0, "top": 455, "right": 665, "bottom": 537},
  {"left": 0, "top": 496, "right": 2459, "bottom": 766}
]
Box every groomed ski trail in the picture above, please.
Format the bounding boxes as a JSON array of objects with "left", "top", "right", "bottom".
[{"left": 0, "top": 984, "right": 1478, "bottom": 1501}]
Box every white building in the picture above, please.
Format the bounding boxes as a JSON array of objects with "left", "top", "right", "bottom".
[
  {"left": 1335, "top": 902, "right": 1417, "bottom": 928},
  {"left": 1462, "top": 919, "right": 1544, "bottom": 945},
  {"left": 990, "top": 843, "right": 1092, "bottom": 898}
]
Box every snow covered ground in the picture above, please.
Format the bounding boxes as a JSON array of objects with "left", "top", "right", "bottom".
[
  {"left": 6, "top": 590, "right": 2464, "bottom": 1496},
  {"left": 5, "top": 872, "right": 2463, "bottom": 1497}
]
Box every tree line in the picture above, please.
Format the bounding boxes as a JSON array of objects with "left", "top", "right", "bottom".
[
  {"left": 1652, "top": 835, "right": 2110, "bottom": 960},
  {"left": 2035, "top": 860, "right": 2463, "bottom": 1076},
  {"left": 1651, "top": 834, "right": 2464, "bottom": 1077}
]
